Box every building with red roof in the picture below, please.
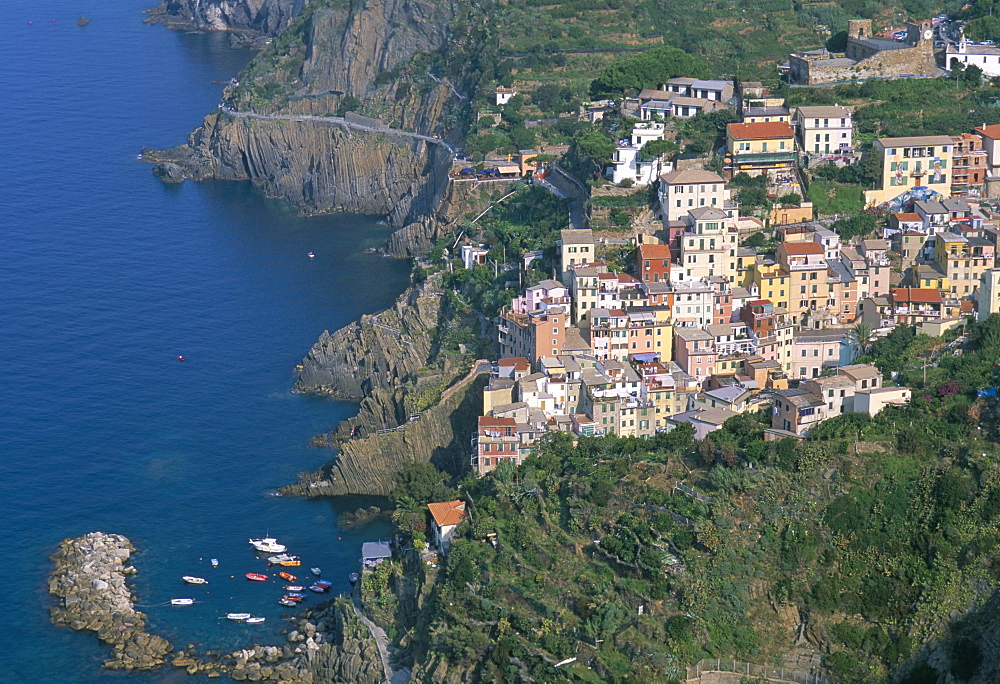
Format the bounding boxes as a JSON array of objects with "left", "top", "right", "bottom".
[{"left": 725, "top": 122, "right": 797, "bottom": 178}]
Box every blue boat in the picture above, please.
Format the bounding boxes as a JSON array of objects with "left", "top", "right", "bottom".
[
  {"left": 309, "top": 584, "right": 326, "bottom": 593},
  {"left": 349, "top": 572, "right": 359, "bottom": 585},
  {"left": 286, "top": 592, "right": 306, "bottom": 599}
]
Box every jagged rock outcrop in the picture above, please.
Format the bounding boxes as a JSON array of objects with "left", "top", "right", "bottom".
[
  {"left": 145, "top": 0, "right": 299, "bottom": 38},
  {"left": 295, "top": 279, "right": 441, "bottom": 400},
  {"left": 49, "top": 532, "right": 173, "bottom": 671}
]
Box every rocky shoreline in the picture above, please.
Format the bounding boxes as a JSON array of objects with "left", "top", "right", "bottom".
[
  {"left": 50, "top": 532, "right": 387, "bottom": 682},
  {"left": 48, "top": 532, "right": 173, "bottom": 670}
]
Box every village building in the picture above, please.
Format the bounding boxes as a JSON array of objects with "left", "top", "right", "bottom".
[
  {"left": 795, "top": 105, "right": 853, "bottom": 155},
  {"left": 606, "top": 122, "right": 672, "bottom": 186},
  {"left": 658, "top": 169, "right": 729, "bottom": 223},
  {"left": 725, "top": 121, "right": 798, "bottom": 179},
  {"left": 427, "top": 500, "right": 468, "bottom": 552},
  {"left": 865, "top": 135, "right": 955, "bottom": 207},
  {"left": 558, "top": 229, "right": 596, "bottom": 282}
]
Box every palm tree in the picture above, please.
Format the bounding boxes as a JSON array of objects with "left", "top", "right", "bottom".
[{"left": 848, "top": 322, "right": 875, "bottom": 359}]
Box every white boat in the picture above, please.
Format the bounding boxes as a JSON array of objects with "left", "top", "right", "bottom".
[
  {"left": 171, "top": 598, "right": 194, "bottom": 606},
  {"left": 310, "top": 567, "right": 321, "bottom": 576},
  {"left": 267, "top": 554, "right": 297, "bottom": 564},
  {"left": 211, "top": 558, "right": 219, "bottom": 568},
  {"left": 245, "top": 616, "right": 266, "bottom": 624},
  {"left": 249, "top": 537, "right": 286, "bottom": 553},
  {"left": 182, "top": 576, "right": 208, "bottom": 585},
  {"left": 285, "top": 585, "right": 304, "bottom": 591},
  {"left": 226, "top": 612, "right": 251, "bottom": 621}
]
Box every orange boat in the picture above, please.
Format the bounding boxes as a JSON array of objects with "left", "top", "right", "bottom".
[
  {"left": 278, "top": 571, "right": 297, "bottom": 581},
  {"left": 279, "top": 560, "right": 301, "bottom": 567}
]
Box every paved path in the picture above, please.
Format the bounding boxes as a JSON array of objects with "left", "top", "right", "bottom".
[
  {"left": 350, "top": 586, "right": 402, "bottom": 683},
  {"left": 218, "top": 104, "right": 458, "bottom": 156}
]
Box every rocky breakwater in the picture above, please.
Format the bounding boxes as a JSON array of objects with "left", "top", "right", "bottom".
[
  {"left": 48, "top": 532, "right": 172, "bottom": 671},
  {"left": 144, "top": 0, "right": 475, "bottom": 228}
]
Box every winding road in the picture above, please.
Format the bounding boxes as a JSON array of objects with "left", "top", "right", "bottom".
[{"left": 218, "top": 104, "right": 459, "bottom": 156}]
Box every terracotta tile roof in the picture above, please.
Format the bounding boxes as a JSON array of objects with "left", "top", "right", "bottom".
[
  {"left": 975, "top": 124, "right": 1000, "bottom": 140},
  {"left": 891, "top": 287, "right": 943, "bottom": 304},
  {"left": 780, "top": 241, "right": 824, "bottom": 255},
  {"left": 638, "top": 244, "right": 673, "bottom": 259},
  {"left": 478, "top": 416, "right": 516, "bottom": 427},
  {"left": 727, "top": 121, "right": 794, "bottom": 140},
  {"left": 428, "top": 500, "right": 467, "bottom": 527},
  {"left": 498, "top": 357, "right": 530, "bottom": 370},
  {"left": 894, "top": 212, "right": 921, "bottom": 221}
]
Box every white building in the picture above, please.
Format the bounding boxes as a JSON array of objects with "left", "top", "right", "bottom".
[
  {"left": 658, "top": 169, "right": 729, "bottom": 223},
  {"left": 795, "top": 105, "right": 853, "bottom": 155},
  {"left": 495, "top": 87, "right": 517, "bottom": 106},
  {"left": 606, "top": 122, "right": 672, "bottom": 186},
  {"left": 947, "top": 36, "right": 1000, "bottom": 78}
]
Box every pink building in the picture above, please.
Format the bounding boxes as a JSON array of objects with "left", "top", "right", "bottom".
[{"left": 673, "top": 327, "right": 717, "bottom": 386}]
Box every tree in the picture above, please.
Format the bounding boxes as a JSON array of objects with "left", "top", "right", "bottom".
[
  {"left": 639, "top": 138, "right": 678, "bottom": 160},
  {"left": 574, "top": 129, "right": 615, "bottom": 166},
  {"left": 779, "top": 193, "right": 802, "bottom": 207},
  {"left": 848, "top": 322, "right": 876, "bottom": 358},
  {"left": 390, "top": 461, "right": 456, "bottom": 504},
  {"left": 591, "top": 46, "right": 709, "bottom": 95}
]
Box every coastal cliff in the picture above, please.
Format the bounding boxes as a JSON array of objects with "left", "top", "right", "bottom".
[
  {"left": 147, "top": 0, "right": 497, "bottom": 226},
  {"left": 145, "top": 0, "right": 300, "bottom": 41}
]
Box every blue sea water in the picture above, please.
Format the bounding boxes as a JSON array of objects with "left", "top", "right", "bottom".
[{"left": 0, "top": 2, "right": 410, "bottom": 681}]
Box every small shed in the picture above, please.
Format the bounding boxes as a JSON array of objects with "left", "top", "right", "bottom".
[{"left": 361, "top": 541, "right": 392, "bottom": 567}]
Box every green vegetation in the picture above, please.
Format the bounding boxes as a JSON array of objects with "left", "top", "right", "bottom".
[
  {"left": 382, "top": 317, "right": 1000, "bottom": 682},
  {"left": 808, "top": 180, "right": 864, "bottom": 217},
  {"left": 590, "top": 46, "right": 709, "bottom": 96}
]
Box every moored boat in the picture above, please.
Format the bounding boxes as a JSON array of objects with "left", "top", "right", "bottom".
[
  {"left": 315, "top": 579, "right": 333, "bottom": 589},
  {"left": 246, "top": 573, "right": 269, "bottom": 582},
  {"left": 249, "top": 537, "right": 286, "bottom": 553},
  {"left": 285, "top": 585, "right": 304, "bottom": 591},
  {"left": 171, "top": 598, "right": 194, "bottom": 605},
  {"left": 278, "top": 598, "right": 297, "bottom": 607},
  {"left": 310, "top": 567, "right": 321, "bottom": 576},
  {"left": 279, "top": 559, "right": 301, "bottom": 567},
  {"left": 267, "top": 554, "right": 296, "bottom": 564},
  {"left": 245, "top": 616, "right": 266, "bottom": 624},
  {"left": 283, "top": 594, "right": 305, "bottom": 602},
  {"left": 227, "top": 613, "right": 251, "bottom": 621},
  {"left": 349, "top": 572, "right": 359, "bottom": 585},
  {"left": 286, "top": 592, "right": 306, "bottom": 599},
  {"left": 182, "top": 576, "right": 208, "bottom": 585},
  {"left": 278, "top": 571, "right": 296, "bottom": 581},
  {"left": 309, "top": 584, "right": 326, "bottom": 593},
  {"left": 210, "top": 558, "right": 219, "bottom": 568}
]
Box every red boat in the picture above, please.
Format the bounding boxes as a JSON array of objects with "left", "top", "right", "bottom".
[
  {"left": 278, "top": 571, "right": 297, "bottom": 581},
  {"left": 246, "top": 573, "right": 268, "bottom": 582},
  {"left": 282, "top": 594, "right": 305, "bottom": 602}
]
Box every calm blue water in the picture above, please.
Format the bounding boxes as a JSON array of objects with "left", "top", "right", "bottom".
[{"left": 0, "top": 3, "right": 409, "bottom": 681}]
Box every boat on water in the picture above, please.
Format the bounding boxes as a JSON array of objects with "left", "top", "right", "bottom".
[
  {"left": 349, "top": 572, "right": 359, "bottom": 585},
  {"left": 315, "top": 579, "right": 333, "bottom": 589},
  {"left": 285, "top": 585, "right": 304, "bottom": 591},
  {"left": 249, "top": 537, "right": 286, "bottom": 553},
  {"left": 278, "top": 599, "right": 297, "bottom": 607},
  {"left": 246, "top": 617, "right": 266, "bottom": 624},
  {"left": 286, "top": 592, "right": 306, "bottom": 599},
  {"left": 227, "top": 613, "right": 252, "bottom": 621},
  {"left": 279, "top": 559, "right": 301, "bottom": 567},
  {"left": 310, "top": 567, "right": 322, "bottom": 576},
  {"left": 182, "top": 576, "right": 208, "bottom": 585},
  {"left": 246, "top": 573, "right": 269, "bottom": 582},
  {"left": 309, "top": 584, "right": 326, "bottom": 593},
  {"left": 211, "top": 558, "right": 219, "bottom": 568},
  {"left": 278, "top": 571, "right": 297, "bottom": 581},
  {"left": 171, "top": 598, "right": 194, "bottom": 606},
  {"left": 283, "top": 594, "right": 305, "bottom": 603},
  {"left": 267, "top": 554, "right": 296, "bottom": 564},
  {"left": 76, "top": 16, "right": 90, "bottom": 26}
]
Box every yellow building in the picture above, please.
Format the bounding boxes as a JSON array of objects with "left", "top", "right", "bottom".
[
  {"left": 913, "top": 263, "right": 949, "bottom": 292},
  {"left": 865, "top": 135, "right": 954, "bottom": 206},
  {"left": 726, "top": 121, "right": 797, "bottom": 178},
  {"left": 750, "top": 261, "right": 791, "bottom": 311},
  {"left": 934, "top": 232, "right": 995, "bottom": 299}
]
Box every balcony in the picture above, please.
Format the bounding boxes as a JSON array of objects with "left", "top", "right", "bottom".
[{"left": 730, "top": 151, "right": 798, "bottom": 164}]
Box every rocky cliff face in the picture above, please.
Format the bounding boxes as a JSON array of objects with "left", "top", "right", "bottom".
[
  {"left": 146, "top": 0, "right": 300, "bottom": 38},
  {"left": 147, "top": 0, "right": 490, "bottom": 225}
]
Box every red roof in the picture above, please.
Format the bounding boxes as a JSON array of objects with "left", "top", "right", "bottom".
[
  {"left": 891, "top": 287, "right": 942, "bottom": 304},
  {"left": 728, "top": 121, "right": 794, "bottom": 141},
  {"left": 428, "top": 500, "right": 467, "bottom": 527},
  {"left": 780, "top": 241, "right": 824, "bottom": 255},
  {"left": 975, "top": 124, "right": 1000, "bottom": 140},
  {"left": 894, "top": 212, "right": 921, "bottom": 221},
  {"left": 638, "top": 244, "right": 673, "bottom": 259},
  {"left": 747, "top": 299, "right": 773, "bottom": 307},
  {"left": 478, "top": 416, "right": 516, "bottom": 427},
  {"left": 498, "top": 357, "right": 530, "bottom": 370}
]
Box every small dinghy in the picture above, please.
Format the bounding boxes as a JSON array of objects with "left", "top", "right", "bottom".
[
  {"left": 278, "top": 571, "right": 297, "bottom": 582},
  {"left": 309, "top": 584, "right": 326, "bottom": 593},
  {"left": 315, "top": 579, "right": 333, "bottom": 589},
  {"left": 278, "top": 599, "right": 297, "bottom": 607},
  {"left": 310, "top": 567, "right": 322, "bottom": 577},
  {"left": 246, "top": 573, "right": 269, "bottom": 582},
  {"left": 279, "top": 559, "right": 301, "bottom": 567},
  {"left": 286, "top": 592, "right": 306, "bottom": 599},
  {"left": 227, "top": 613, "right": 251, "bottom": 621},
  {"left": 245, "top": 616, "right": 266, "bottom": 624},
  {"left": 211, "top": 558, "right": 219, "bottom": 568},
  {"left": 285, "top": 585, "right": 304, "bottom": 591},
  {"left": 171, "top": 598, "right": 194, "bottom": 606},
  {"left": 349, "top": 572, "right": 359, "bottom": 585},
  {"left": 283, "top": 594, "right": 305, "bottom": 603},
  {"left": 267, "top": 554, "right": 296, "bottom": 564},
  {"left": 182, "top": 576, "right": 208, "bottom": 585}
]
